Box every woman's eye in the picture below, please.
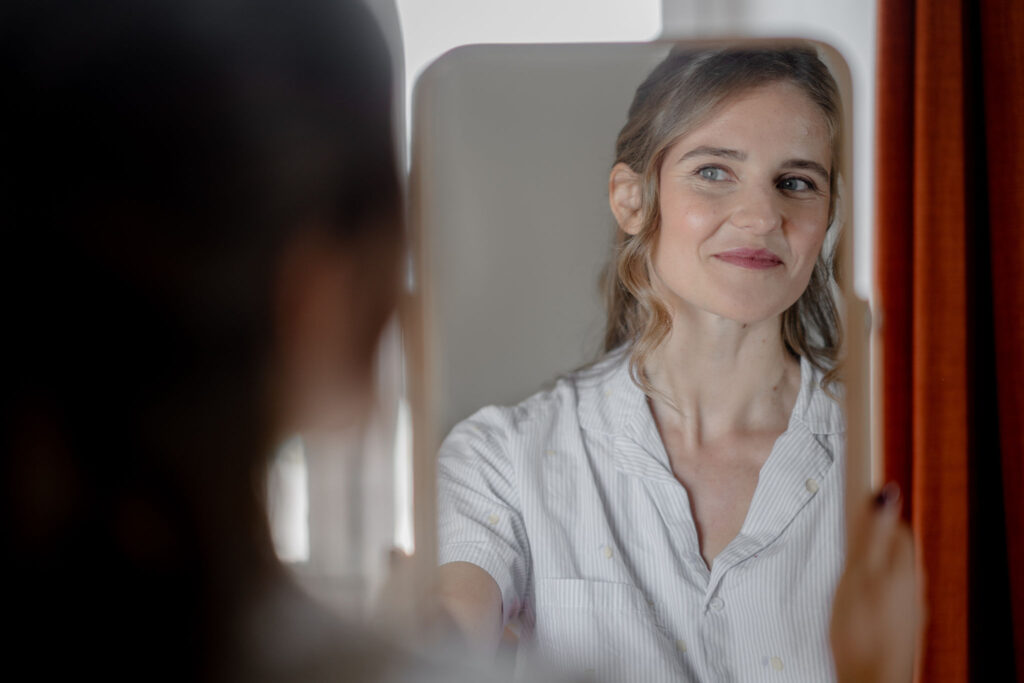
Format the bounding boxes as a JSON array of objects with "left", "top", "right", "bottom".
[
  {"left": 697, "top": 166, "right": 728, "bottom": 181},
  {"left": 778, "top": 176, "right": 815, "bottom": 192}
]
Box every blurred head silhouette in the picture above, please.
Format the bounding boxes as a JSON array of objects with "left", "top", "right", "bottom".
[{"left": 3, "top": 0, "right": 402, "bottom": 678}]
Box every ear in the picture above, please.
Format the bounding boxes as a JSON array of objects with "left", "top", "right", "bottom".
[
  {"left": 273, "top": 230, "right": 378, "bottom": 433},
  {"left": 609, "top": 163, "right": 645, "bottom": 235}
]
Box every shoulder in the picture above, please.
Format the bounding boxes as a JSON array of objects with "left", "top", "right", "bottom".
[{"left": 441, "top": 350, "right": 630, "bottom": 454}]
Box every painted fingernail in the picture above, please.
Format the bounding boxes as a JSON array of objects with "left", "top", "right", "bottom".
[{"left": 873, "top": 482, "right": 901, "bottom": 508}]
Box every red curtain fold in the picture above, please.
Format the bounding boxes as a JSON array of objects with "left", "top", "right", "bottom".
[{"left": 876, "top": 0, "right": 1023, "bottom": 680}]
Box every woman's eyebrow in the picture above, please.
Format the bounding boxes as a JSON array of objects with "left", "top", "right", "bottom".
[
  {"left": 677, "top": 146, "right": 746, "bottom": 163},
  {"left": 781, "top": 158, "right": 831, "bottom": 182}
]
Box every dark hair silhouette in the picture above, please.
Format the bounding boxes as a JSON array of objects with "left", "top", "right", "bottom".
[{"left": 2, "top": 0, "right": 401, "bottom": 678}]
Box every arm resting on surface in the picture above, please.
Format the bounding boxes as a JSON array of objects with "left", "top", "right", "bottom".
[{"left": 436, "top": 561, "right": 504, "bottom": 656}]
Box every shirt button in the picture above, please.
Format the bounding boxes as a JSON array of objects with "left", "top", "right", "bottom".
[
  {"left": 709, "top": 597, "right": 724, "bottom": 611},
  {"left": 675, "top": 639, "right": 687, "bottom": 653},
  {"left": 805, "top": 478, "right": 820, "bottom": 493},
  {"left": 602, "top": 545, "right": 614, "bottom": 559},
  {"left": 487, "top": 513, "right": 499, "bottom": 525},
  {"left": 770, "top": 656, "right": 784, "bottom": 671}
]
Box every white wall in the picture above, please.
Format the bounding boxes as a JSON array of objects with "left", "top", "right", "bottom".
[{"left": 396, "top": 0, "right": 662, "bottom": 164}]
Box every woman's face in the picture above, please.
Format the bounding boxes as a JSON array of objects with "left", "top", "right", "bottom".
[{"left": 652, "top": 82, "right": 832, "bottom": 325}]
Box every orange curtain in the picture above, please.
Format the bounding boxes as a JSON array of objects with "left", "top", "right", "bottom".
[{"left": 875, "top": 0, "right": 1023, "bottom": 680}]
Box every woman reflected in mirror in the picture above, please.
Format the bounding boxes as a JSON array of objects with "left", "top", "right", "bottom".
[{"left": 435, "top": 45, "right": 857, "bottom": 681}]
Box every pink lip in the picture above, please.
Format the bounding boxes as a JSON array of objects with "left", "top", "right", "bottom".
[{"left": 714, "top": 248, "right": 783, "bottom": 270}]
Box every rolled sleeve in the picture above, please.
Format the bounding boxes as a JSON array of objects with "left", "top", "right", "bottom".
[{"left": 437, "top": 407, "right": 531, "bottom": 626}]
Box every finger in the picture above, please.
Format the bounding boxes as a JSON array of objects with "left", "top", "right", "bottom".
[
  {"left": 893, "top": 524, "right": 926, "bottom": 630},
  {"left": 864, "top": 483, "right": 902, "bottom": 572},
  {"left": 886, "top": 522, "right": 914, "bottom": 572},
  {"left": 846, "top": 490, "right": 885, "bottom": 563}
]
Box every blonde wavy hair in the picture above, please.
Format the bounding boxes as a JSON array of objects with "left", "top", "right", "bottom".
[{"left": 602, "top": 44, "right": 844, "bottom": 393}]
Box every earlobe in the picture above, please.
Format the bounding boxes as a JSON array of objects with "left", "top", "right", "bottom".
[{"left": 609, "top": 163, "right": 644, "bottom": 235}]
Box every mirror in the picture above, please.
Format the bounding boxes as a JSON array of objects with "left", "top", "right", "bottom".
[{"left": 406, "top": 40, "right": 867, "bottom": 680}]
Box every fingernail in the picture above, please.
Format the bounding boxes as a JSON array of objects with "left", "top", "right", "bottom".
[{"left": 873, "top": 482, "right": 901, "bottom": 509}]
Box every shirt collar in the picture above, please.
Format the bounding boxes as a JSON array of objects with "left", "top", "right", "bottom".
[
  {"left": 574, "top": 347, "right": 647, "bottom": 436},
  {"left": 576, "top": 350, "right": 844, "bottom": 478},
  {"left": 578, "top": 350, "right": 843, "bottom": 432},
  {"left": 788, "top": 355, "right": 845, "bottom": 436}
]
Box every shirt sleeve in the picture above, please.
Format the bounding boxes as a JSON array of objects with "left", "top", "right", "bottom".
[{"left": 437, "top": 406, "right": 531, "bottom": 627}]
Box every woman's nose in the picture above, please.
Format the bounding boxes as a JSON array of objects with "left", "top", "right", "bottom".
[{"left": 729, "top": 186, "right": 782, "bottom": 234}]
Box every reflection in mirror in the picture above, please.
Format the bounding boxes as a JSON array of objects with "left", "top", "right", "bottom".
[{"left": 410, "top": 41, "right": 863, "bottom": 680}]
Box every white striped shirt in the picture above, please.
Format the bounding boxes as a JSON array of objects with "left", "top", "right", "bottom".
[{"left": 438, "top": 350, "right": 844, "bottom": 682}]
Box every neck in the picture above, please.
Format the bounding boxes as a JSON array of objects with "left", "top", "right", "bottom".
[{"left": 644, "top": 308, "right": 800, "bottom": 448}]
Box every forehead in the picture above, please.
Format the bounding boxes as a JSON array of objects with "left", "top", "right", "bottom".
[{"left": 667, "top": 82, "right": 831, "bottom": 164}]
